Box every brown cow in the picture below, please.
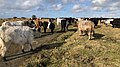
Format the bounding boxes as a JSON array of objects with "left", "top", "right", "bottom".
[{"left": 78, "top": 20, "right": 94, "bottom": 40}]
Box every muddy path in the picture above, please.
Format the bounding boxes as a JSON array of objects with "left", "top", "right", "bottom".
[{"left": 0, "top": 31, "right": 64, "bottom": 67}]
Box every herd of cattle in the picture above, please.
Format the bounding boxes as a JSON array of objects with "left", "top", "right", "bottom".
[{"left": 0, "top": 17, "right": 120, "bottom": 61}]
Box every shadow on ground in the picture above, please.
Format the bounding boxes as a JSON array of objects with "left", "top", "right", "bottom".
[
  {"left": 67, "top": 28, "right": 77, "bottom": 32},
  {"left": 93, "top": 33, "right": 105, "bottom": 40},
  {"left": 35, "top": 28, "right": 77, "bottom": 39},
  {"left": 94, "top": 25, "right": 102, "bottom": 29},
  {"left": 56, "top": 28, "right": 77, "bottom": 33},
  {"left": 4, "top": 42, "right": 65, "bottom": 61},
  {"left": 34, "top": 32, "right": 52, "bottom": 39}
]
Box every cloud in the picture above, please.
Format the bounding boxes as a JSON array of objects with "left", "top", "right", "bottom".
[
  {"left": 61, "top": 0, "right": 68, "bottom": 4},
  {"left": 1, "top": 0, "right": 120, "bottom": 18},
  {"left": 91, "top": 0, "right": 107, "bottom": 11},
  {"left": 100, "top": 11, "right": 117, "bottom": 18},
  {"left": 72, "top": 4, "right": 84, "bottom": 12},
  {"left": 61, "top": 0, "right": 77, "bottom": 4},
  {"left": 91, "top": 0, "right": 120, "bottom": 11},
  {"left": 0, "top": 0, "right": 42, "bottom": 11},
  {"left": 91, "top": 4, "right": 103, "bottom": 11},
  {"left": 15, "top": 0, "right": 42, "bottom": 10},
  {"left": 79, "top": 0, "right": 86, "bottom": 2},
  {"left": 44, "top": 0, "right": 58, "bottom": 4},
  {"left": 92, "top": 0, "right": 107, "bottom": 5},
  {"left": 0, "top": 0, "right": 5, "bottom": 7},
  {"left": 51, "top": 4, "right": 63, "bottom": 10},
  {"left": 92, "top": 6, "right": 102, "bottom": 11},
  {"left": 108, "top": 1, "right": 120, "bottom": 11}
]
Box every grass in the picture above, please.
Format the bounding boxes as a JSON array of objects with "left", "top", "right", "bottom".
[
  {"left": 20, "top": 26, "right": 76, "bottom": 67},
  {"left": 20, "top": 24, "right": 120, "bottom": 67}
]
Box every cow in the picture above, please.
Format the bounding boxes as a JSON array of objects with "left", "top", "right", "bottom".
[
  {"left": 0, "top": 26, "right": 34, "bottom": 61},
  {"left": 105, "top": 19, "right": 114, "bottom": 26},
  {"left": 47, "top": 19, "right": 55, "bottom": 33},
  {"left": 57, "top": 17, "right": 77, "bottom": 32},
  {"left": 78, "top": 20, "right": 95, "bottom": 40},
  {"left": 42, "top": 21, "right": 48, "bottom": 33},
  {"left": 89, "top": 18, "right": 99, "bottom": 26},
  {"left": 2, "top": 21, "right": 25, "bottom": 26},
  {"left": 42, "top": 19, "right": 55, "bottom": 33},
  {"left": 57, "top": 18, "right": 63, "bottom": 25},
  {"left": 2, "top": 20, "right": 35, "bottom": 28},
  {"left": 61, "top": 19, "right": 67, "bottom": 32},
  {"left": 110, "top": 18, "right": 120, "bottom": 28},
  {"left": 2, "top": 19, "right": 41, "bottom": 38}
]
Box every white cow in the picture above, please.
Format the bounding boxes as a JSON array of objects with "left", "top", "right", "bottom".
[
  {"left": 76, "top": 18, "right": 84, "bottom": 21},
  {"left": 104, "top": 19, "right": 114, "bottom": 26},
  {"left": 2, "top": 21, "right": 25, "bottom": 26},
  {"left": 56, "top": 18, "right": 63, "bottom": 25},
  {"left": 2, "top": 21, "right": 41, "bottom": 38},
  {"left": 0, "top": 26, "right": 34, "bottom": 61}
]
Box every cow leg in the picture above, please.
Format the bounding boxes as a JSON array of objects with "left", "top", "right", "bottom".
[
  {"left": 22, "top": 45, "right": 25, "bottom": 53},
  {"left": 37, "top": 28, "right": 41, "bottom": 32},
  {"left": 44, "top": 28, "right": 46, "bottom": 33},
  {"left": 88, "top": 32, "right": 91, "bottom": 40},
  {"left": 30, "top": 44, "right": 33, "bottom": 51},
  {"left": 61, "top": 28, "right": 63, "bottom": 32},
  {"left": 66, "top": 24, "right": 69, "bottom": 31},
  {"left": 0, "top": 38, "right": 7, "bottom": 61},
  {"left": 63, "top": 26, "right": 66, "bottom": 32},
  {"left": 81, "top": 31, "right": 84, "bottom": 35},
  {"left": 91, "top": 31, "right": 94, "bottom": 36},
  {"left": 1, "top": 46, "right": 7, "bottom": 61},
  {"left": 79, "top": 30, "right": 83, "bottom": 36},
  {"left": 79, "top": 29, "right": 81, "bottom": 35},
  {"left": 61, "top": 25, "right": 63, "bottom": 32},
  {"left": 51, "top": 29, "right": 54, "bottom": 33}
]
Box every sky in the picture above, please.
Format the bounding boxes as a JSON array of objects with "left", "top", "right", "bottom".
[{"left": 0, "top": 0, "right": 120, "bottom": 18}]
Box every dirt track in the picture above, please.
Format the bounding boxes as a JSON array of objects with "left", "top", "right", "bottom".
[{"left": 0, "top": 32, "right": 63, "bottom": 67}]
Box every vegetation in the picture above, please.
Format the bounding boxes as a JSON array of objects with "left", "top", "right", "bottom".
[
  {"left": 13, "top": 16, "right": 17, "bottom": 19},
  {"left": 0, "top": 18, "right": 120, "bottom": 67},
  {"left": 21, "top": 17, "right": 26, "bottom": 19},
  {"left": 20, "top": 24, "right": 120, "bottom": 67},
  {"left": 32, "top": 15, "right": 37, "bottom": 19}
]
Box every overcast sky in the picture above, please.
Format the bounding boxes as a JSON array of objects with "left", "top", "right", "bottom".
[{"left": 0, "top": 0, "right": 120, "bottom": 18}]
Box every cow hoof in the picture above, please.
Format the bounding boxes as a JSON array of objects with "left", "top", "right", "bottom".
[
  {"left": 22, "top": 49, "right": 25, "bottom": 53},
  {"left": 30, "top": 49, "right": 33, "bottom": 51},
  {"left": 2, "top": 57, "right": 7, "bottom": 61},
  {"left": 89, "top": 38, "right": 92, "bottom": 40}
]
